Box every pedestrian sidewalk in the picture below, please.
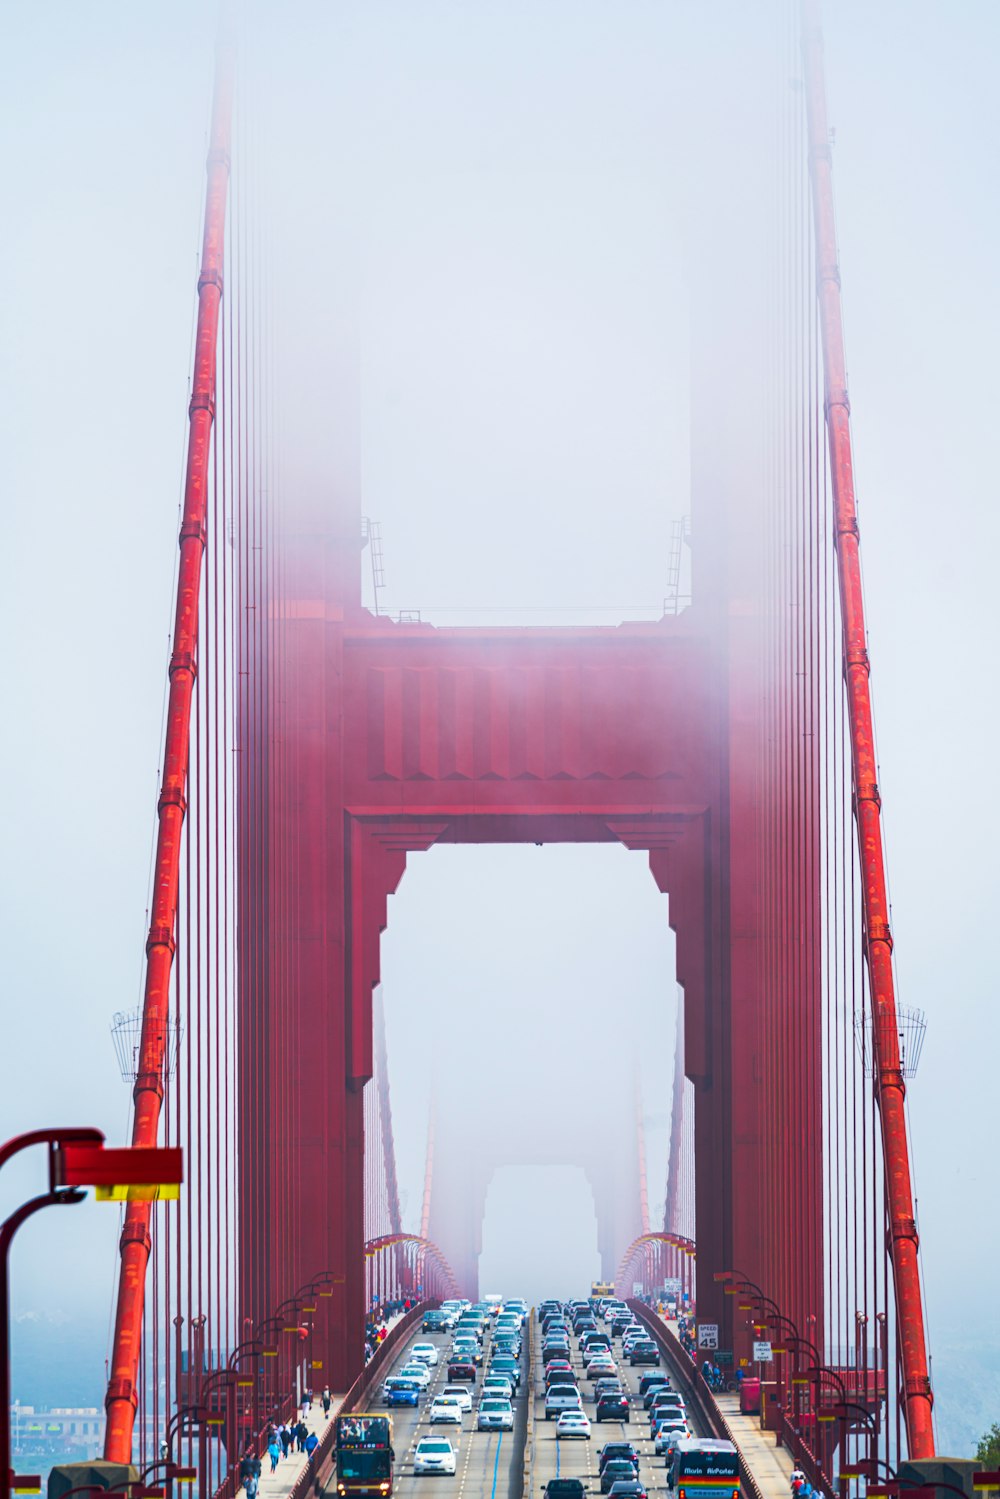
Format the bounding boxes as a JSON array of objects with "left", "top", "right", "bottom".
[{"left": 715, "top": 1392, "right": 794, "bottom": 1499}]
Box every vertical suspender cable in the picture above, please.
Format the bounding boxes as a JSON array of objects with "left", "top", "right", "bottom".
[
  {"left": 104, "top": 31, "right": 235, "bottom": 1464},
  {"left": 801, "top": 0, "right": 934, "bottom": 1458}
]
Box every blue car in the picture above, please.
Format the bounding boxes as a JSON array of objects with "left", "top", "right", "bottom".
[{"left": 385, "top": 1380, "right": 420, "bottom": 1407}]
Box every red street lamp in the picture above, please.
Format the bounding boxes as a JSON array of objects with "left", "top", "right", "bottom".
[{"left": 0, "top": 1130, "right": 183, "bottom": 1499}]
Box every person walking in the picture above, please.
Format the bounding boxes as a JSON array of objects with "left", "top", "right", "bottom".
[
  {"left": 322, "top": 1387, "right": 332, "bottom": 1417},
  {"left": 305, "top": 1431, "right": 319, "bottom": 1462},
  {"left": 267, "top": 1438, "right": 281, "bottom": 1474},
  {"left": 296, "top": 1419, "right": 309, "bottom": 1452},
  {"left": 279, "top": 1423, "right": 291, "bottom": 1460}
]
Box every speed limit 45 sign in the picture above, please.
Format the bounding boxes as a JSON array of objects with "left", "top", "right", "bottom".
[{"left": 697, "top": 1323, "right": 719, "bottom": 1349}]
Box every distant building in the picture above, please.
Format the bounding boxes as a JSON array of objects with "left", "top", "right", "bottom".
[{"left": 11, "top": 1404, "right": 106, "bottom": 1456}]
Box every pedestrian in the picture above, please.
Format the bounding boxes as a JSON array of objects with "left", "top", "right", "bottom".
[
  {"left": 279, "top": 1424, "right": 291, "bottom": 1459},
  {"left": 301, "top": 1394, "right": 310, "bottom": 1421},
  {"left": 267, "top": 1438, "right": 281, "bottom": 1474},
  {"left": 305, "top": 1432, "right": 319, "bottom": 1461},
  {"left": 240, "top": 1449, "right": 261, "bottom": 1498},
  {"left": 322, "top": 1387, "right": 332, "bottom": 1417},
  {"left": 297, "top": 1419, "right": 309, "bottom": 1452}
]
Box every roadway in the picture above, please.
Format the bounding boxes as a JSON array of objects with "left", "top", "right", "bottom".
[
  {"left": 527, "top": 1310, "right": 709, "bottom": 1497},
  {"left": 325, "top": 1317, "right": 526, "bottom": 1499}
]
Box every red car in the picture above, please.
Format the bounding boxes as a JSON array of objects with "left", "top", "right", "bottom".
[{"left": 447, "top": 1357, "right": 477, "bottom": 1381}]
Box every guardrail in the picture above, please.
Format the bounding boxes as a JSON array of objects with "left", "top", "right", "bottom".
[
  {"left": 522, "top": 1309, "right": 537, "bottom": 1498},
  {"left": 627, "top": 1302, "right": 768, "bottom": 1499}
]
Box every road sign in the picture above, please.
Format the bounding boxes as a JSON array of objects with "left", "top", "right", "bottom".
[
  {"left": 715, "top": 1349, "right": 733, "bottom": 1367},
  {"left": 633, "top": 1281, "right": 644, "bottom": 1295},
  {"left": 697, "top": 1323, "right": 719, "bottom": 1349},
  {"left": 753, "top": 1340, "right": 774, "bottom": 1362}
]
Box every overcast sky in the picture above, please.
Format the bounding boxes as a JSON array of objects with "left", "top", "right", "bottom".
[{"left": 1, "top": 0, "right": 996, "bottom": 1457}]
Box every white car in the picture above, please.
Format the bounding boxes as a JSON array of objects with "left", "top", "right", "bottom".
[
  {"left": 413, "top": 1438, "right": 457, "bottom": 1476},
  {"left": 545, "top": 1384, "right": 583, "bottom": 1420},
  {"left": 481, "top": 1376, "right": 514, "bottom": 1401},
  {"left": 441, "top": 1385, "right": 473, "bottom": 1412},
  {"left": 410, "top": 1343, "right": 440, "bottom": 1366},
  {"left": 429, "top": 1395, "right": 465, "bottom": 1426},
  {"left": 477, "top": 1398, "right": 514, "bottom": 1432},
  {"left": 655, "top": 1422, "right": 689, "bottom": 1455},
  {"left": 399, "top": 1362, "right": 432, "bottom": 1388},
  {"left": 556, "top": 1410, "right": 592, "bottom": 1440}
]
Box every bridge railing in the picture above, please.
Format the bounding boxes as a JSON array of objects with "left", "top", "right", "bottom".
[
  {"left": 284, "top": 1301, "right": 437, "bottom": 1499},
  {"left": 628, "top": 1301, "right": 769, "bottom": 1499}
]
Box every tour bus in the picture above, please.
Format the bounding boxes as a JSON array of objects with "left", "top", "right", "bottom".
[
  {"left": 591, "top": 1281, "right": 616, "bottom": 1299},
  {"left": 667, "top": 1439, "right": 740, "bottom": 1499},
  {"left": 335, "top": 1413, "right": 395, "bottom": 1497}
]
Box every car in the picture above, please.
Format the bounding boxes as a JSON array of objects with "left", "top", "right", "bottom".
[
  {"left": 413, "top": 1438, "right": 457, "bottom": 1476},
  {"left": 650, "top": 1399, "right": 686, "bottom": 1427},
  {"left": 601, "top": 1461, "right": 640, "bottom": 1492},
  {"left": 447, "top": 1356, "right": 476, "bottom": 1381},
  {"left": 544, "top": 1364, "right": 576, "bottom": 1386},
  {"left": 441, "top": 1384, "right": 473, "bottom": 1412},
  {"left": 422, "top": 1311, "right": 450, "bottom": 1333},
  {"left": 651, "top": 1409, "right": 687, "bottom": 1437},
  {"left": 628, "top": 1342, "right": 660, "bottom": 1366},
  {"left": 399, "top": 1362, "right": 432, "bottom": 1388},
  {"left": 639, "top": 1374, "right": 670, "bottom": 1401},
  {"left": 595, "top": 1393, "right": 630, "bottom": 1422},
  {"left": 490, "top": 1355, "right": 521, "bottom": 1389},
  {"left": 655, "top": 1425, "right": 689, "bottom": 1457},
  {"left": 588, "top": 1363, "right": 618, "bottom": 1382},
  {"left": 410, "top": 1343, "right": 440, "bottom": 1366},
  {"left": 545, "top": 1384, "right": 583, "bottom": 1420},
  {"left": 452, "top": 1340, "right": 482, "bottom": 1365},
  {"left": 583, "top": 1344, "right": 613, "bottom": 1366},
  {"left": 597, "top": 1444, "right": 639, "bottom": 1473},
  {"left": 582, "top": 1333, "right": 612, "bottom": 1352},
  {"left": 594, "top": 1380, "right": 625, "bottom": 1401},
  {"left": 556, "top": 1410, "right": 592, "bottom": 1440},
  {"left": 493, "top": 1339, "right": 521, "bottom": 1359},
  {"left": 429, "top": 1395, "right": 465, "bottom": 1426},
  {"left": 385, "top": 1380, "right": 420, "bottom": 1407},
  {"left": 477, "top": 1398, "right": 514, "bottom": 1431},
  {"left": 541, "top": 1482, "right": 585, "bottom": 1499},
  {"left": 482, "top": 1375, "right": 514, "bottom": 1401},
  {"left": 607, "top": 1484, "right": 647, "bottom": 1499}
]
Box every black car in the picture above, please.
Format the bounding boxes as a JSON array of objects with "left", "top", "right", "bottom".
[
  {"left": 422, "top": 1310, "right": 449, "bottom": 1332},
  {"left": 596, "top": 1393, "right": 630, "bottom": 1422},
  {"left": 628, "top": 1341, "right": 660, "bottom": 1366},
  {"left": 598, "top": 1444, "right": 639, "bottom": 1471},
  {"left": 639, "top": 1373, "right": 670, "bottom": 1398},
  {"left": 542, "top": 1344, "right": 571, "bottom": 1365},
  {"left": 601, "top": 1462, "right": 640, "bottom": 1493},
  {"left": 608, "top": 1484, "right": 647, "bottom": 1499},
  {"left": 542, "top": 1482, "right": 585, "bottom": 1499}
]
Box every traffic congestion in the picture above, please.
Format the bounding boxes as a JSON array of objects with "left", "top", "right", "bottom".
[{"left": 338, "top": 1293, "right": 739, "bottom": 1499}]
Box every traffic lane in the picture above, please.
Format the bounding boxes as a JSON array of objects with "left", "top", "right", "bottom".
[
  {"left": 532, "top": 1314, "right": 700, "bottom": 1497},
  {"left": 388, "top": 1322, "right": 525, "bottom": 1499}
]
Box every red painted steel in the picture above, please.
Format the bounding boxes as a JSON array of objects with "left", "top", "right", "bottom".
[
  {"left": 103, "top": 36, "right": 234, "bottom": 1464},
  {"left": 802, "top": 0, "right": 934, "bottom": 1458}
]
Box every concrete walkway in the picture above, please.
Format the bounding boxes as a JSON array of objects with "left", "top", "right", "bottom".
[
  {"left": 655, "top": 1314, "right": 794, "bottom": 1499},
  {"left": 715, "top": 1393, "right": 795, "bottom": 1499}
]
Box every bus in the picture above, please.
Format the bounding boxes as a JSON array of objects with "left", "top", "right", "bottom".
[
  {"left": 667, "top": 1439, "right": 740, "bottom": 1499},
  {"left": 591, "top": 1281, "right": 616, "bottom": 1299},
  {"left": 335, "top": 1414, "right": 395, "bottom": 1498}
]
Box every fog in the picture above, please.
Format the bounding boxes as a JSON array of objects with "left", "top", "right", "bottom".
[{"left": 1, "top": 0, "right": 997, "bottom": 1460}]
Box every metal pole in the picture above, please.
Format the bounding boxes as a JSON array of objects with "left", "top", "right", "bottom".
[
  {"left": 2, "top": 1189, "right": 86, "bottom": 1495},
  {"left": 800, "top": 0, "right": 934, "bottom": 1458},
  {"left": 104, "top": 22, "right": 236, "bottom": 1464}
]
